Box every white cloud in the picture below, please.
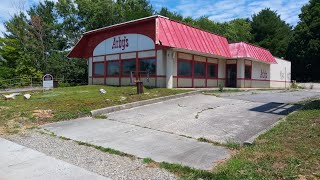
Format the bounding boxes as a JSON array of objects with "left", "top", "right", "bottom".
[
  {"left": 0, "top": 0, "right": 60, "bottom": 37},
  {"left": 165, "top": 0, "right": 309, "bottom": 26}
]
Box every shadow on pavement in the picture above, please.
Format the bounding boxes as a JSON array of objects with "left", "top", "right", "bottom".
[{"left": 250, "top": 102, "right": 303, "bottom": 115}]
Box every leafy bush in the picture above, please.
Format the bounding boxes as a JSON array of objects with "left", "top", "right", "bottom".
[{"left": 58, "top": 82, "right": 71, "bottom": 87}]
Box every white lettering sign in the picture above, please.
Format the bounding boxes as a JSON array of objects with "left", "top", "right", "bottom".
[
  {"left": 93, "top": 34, "right": 155, "bottom": 56},
  {"left": 43, "top": 74, "right": 53, "bottom": 89}
]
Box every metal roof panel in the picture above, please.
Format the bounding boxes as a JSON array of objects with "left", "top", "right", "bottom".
[{"left": 229, "top": 42, "right": 277, "bottom": 64}]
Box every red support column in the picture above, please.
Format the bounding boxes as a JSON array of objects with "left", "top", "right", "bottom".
[
  {"left": 119, "top": 54, "right": 122, "bottom": 86},
  {"left": 104, "top": 55, "right": 107, "bottom": 85},
  {"left": 136, "top": 52, "right": 139, "bottom": 79},
  {"left": 192, "top": 55, "right": 194, "bottom": 88},
  {"left": 91, "top": 57, "right": 94, "bottom": 85},
  {"left": 155, "top": 50, "right": 158, "bottom": 87},
  {"left": 205, "top": 57, "right": 208, "bottom": 88}
]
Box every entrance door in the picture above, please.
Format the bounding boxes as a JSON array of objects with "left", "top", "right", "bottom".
[{"left": 226, "top": 64, "right": 237, "bottom": 87}]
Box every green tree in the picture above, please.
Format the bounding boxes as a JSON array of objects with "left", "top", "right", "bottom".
[
  {"left": 158, "top": 7, "right": 183, "bottom": 21},
  {"left": 287, "top": 0, "right": 320, "bottom": 81},
  {"left": 75, "top": 0, "right": 153, "bottom": 31},
  {"left": 251, "top": 8, "right": 292, "bottom": 57},
  {"left": 226, "top": 18, "right": 253, "bottom": 43},
  {"left": 56, "top": 0, "right": 82, "bottom": 49}
]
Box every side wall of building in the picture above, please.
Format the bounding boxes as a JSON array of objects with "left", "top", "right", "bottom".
[{"left": 270, "top": 57, "right": 291, "bottom": 88}]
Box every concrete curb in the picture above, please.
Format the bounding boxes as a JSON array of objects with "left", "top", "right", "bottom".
[{"left": 91, "top": 90, "right": 200, "bottom": 116}]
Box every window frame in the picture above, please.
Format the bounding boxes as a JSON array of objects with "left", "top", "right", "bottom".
[
  {"left": 93, "top": 61, "right": 105, "bottom": 78},
  {"left": 121, "top": 58, "right": 136, "bottom": 77},
  {"left": 194, "top": 61, "right": 206, "bottom": 78},
  {"left": 245, "top": 65, "right": 252, "bottom": 79},
  {"left": 138, "top": 57, "right": 157, "bottom": 77},
  {"left": 177, "top": 59, "right": 192, "bottom": 77},
  {"left": 106, "top": 60, "right": 120, "bottom": 77},
  {"left": 207, "top": 63, "right": 218, "bottom": 79}
]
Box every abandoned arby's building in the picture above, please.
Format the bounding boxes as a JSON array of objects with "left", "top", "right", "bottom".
[{"left": 68, "top": 15, "right": 291, "bottom": 88}]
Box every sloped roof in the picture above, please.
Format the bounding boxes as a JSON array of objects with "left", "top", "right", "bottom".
[
  {"left": 229, "top": 42, "right": 277, "bottom": 64},
  {"left": 156, "top": 17, "right": 231, "bottom": 58},
  {"left": 68, "top": 15, "right": 277, "bottom": 64},
  {"left": 67, "top": 15, "right": 231, "bottom": 58}
]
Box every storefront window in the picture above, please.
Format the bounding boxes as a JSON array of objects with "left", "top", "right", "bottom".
[
  {"left": 178, "top": 60, "right": 192, "bottom": 76},
  {"left": 93, "top": 62, "right": 104, "bottom": 77},
  {"left": 245, "top": 65, "right": 251, "bottom": 79},
  {"left": 122, "top": 59, "right": 136, "bottom": 76},
  {"left": 139, "top": 59, "right": 156, "bottom": 75},
  {"left": 107, "top": 61, "right": 119, "bottom": 76},
  {"left": 207, "top": 63, "right": 217, "bottom": 78},
  {"left": 194, "top": 62, "right": 205, "bottom": 77}
]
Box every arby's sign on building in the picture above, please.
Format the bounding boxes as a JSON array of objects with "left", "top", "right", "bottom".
[{"left": 93, "top": 34, "right": 155, "bottom": 56}]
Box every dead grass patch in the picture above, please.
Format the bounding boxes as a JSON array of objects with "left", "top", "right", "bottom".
[
  {"left": 272, "top": 162, "right": 288, "bottom": 169},
  {"left": 32, "top": 110, "right": 53, "bottom": 119}
]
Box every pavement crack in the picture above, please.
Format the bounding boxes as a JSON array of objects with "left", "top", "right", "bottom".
[
  {"left": 195, "top": 107, "right": 216, "bottom": 119},
  {"left": 178, "top": 104, "right": 186, "bottom": 107}
]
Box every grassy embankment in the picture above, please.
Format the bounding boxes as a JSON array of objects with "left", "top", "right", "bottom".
[{"left": 0, "top": 85, "right": 188, "bottom": 134}]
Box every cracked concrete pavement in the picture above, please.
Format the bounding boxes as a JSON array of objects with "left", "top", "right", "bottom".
[
  {"left": 105, "top": 93, "right": 303, "bottom": 143},
  {"left": 43, "top": 118, "right": 230, "bottom": 170},
  {"left": 42, "top": 89, "right": 319, "bottom": 170}
]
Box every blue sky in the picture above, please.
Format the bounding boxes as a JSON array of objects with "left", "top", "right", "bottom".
[{"left": 0, "top": 0, "right": 309, "bottom": 37}]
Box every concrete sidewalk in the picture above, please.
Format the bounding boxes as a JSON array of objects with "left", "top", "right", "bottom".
[
  {"left": 43, "top": 118, "right": 230, "bottom": 170},
  {"left": 0, "top": 138, "right": 109, "bottom": 180}
]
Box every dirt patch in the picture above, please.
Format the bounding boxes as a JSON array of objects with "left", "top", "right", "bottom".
[
  {"left": 32, "top": 110, "right": 53, "bottom": 119},
  {"left": 0, "top": 127, "right": 6, "bottom": 135},
  {"left": 297, "top": 175, "right": 307, "bottom": 180},
  {"left": 0, "top": 106, "right": 10, "bottom": 111},
  {"left": 272, "top": 162, "right": 287, "bottom": 169},
  {"left": 145, "top": 162, "right": 159, "bottom": 168},
  {"left": 313, "top": 118, "right": 320, "bottom": 125}
]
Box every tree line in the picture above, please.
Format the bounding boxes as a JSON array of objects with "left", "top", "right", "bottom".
[{"left": 0, "top": 0, "right": 319, "bottom": 83}]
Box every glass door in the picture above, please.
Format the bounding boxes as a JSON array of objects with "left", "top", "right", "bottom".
[{"left": 226, "top": 64, "right": 237, "bottom": 87}]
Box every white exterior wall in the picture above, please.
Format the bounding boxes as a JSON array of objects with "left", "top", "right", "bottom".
[
  {"left": 251, "top": 61, "right": 270, "bottom": 88},
  {"left": 157, "top": 50, "right": 166, "bottom": 88},
  {"left": 218, "top": 59, "right": 226, "bottom": 86},
  {"left": 166, "top": 50, "right": 174, "bottom": 88},
  {"left": 270, "top": 57, "right": 291, "bottom": 88},
  {"left": 138, "top": 50, "right": 155, "bottom": 58},
  {"left": 237, "top": 59, "right": 245, "bottom": 87}
]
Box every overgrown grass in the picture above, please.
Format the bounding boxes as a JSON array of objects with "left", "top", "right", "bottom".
[
  {"left": 197, "top": 137, "right": 241, "bottom": 150},
  {"left": 0, "top": 85, "right": 188, "bottom": 134},
  {"left": 75, "top": 140, "right": 135, "bottom": 158},
  {"left": 93, "top": 114, "right": 108, "bottom": 119}
]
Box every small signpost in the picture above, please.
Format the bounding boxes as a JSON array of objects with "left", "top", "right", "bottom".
[
  {"left": 130, "top": 71, "right": 150, "bottom": 94},
  {"left": 43, "top": 74, "right": 54, "bottom": 89}
]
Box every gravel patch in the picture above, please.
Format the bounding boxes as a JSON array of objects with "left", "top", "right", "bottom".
[{"left": 4, "top": 130, "right": 177, "bottom": 180}]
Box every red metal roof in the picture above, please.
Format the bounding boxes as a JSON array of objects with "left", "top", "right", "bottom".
[
  {"left": 229, "top": 42, "right": 277, "bottom": 64},
  {"left": 68, "top": 15, "right": 276, "bottom": 63},
  {"left": 156, "top": 17, "right": 231, "bottom": 58}
]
